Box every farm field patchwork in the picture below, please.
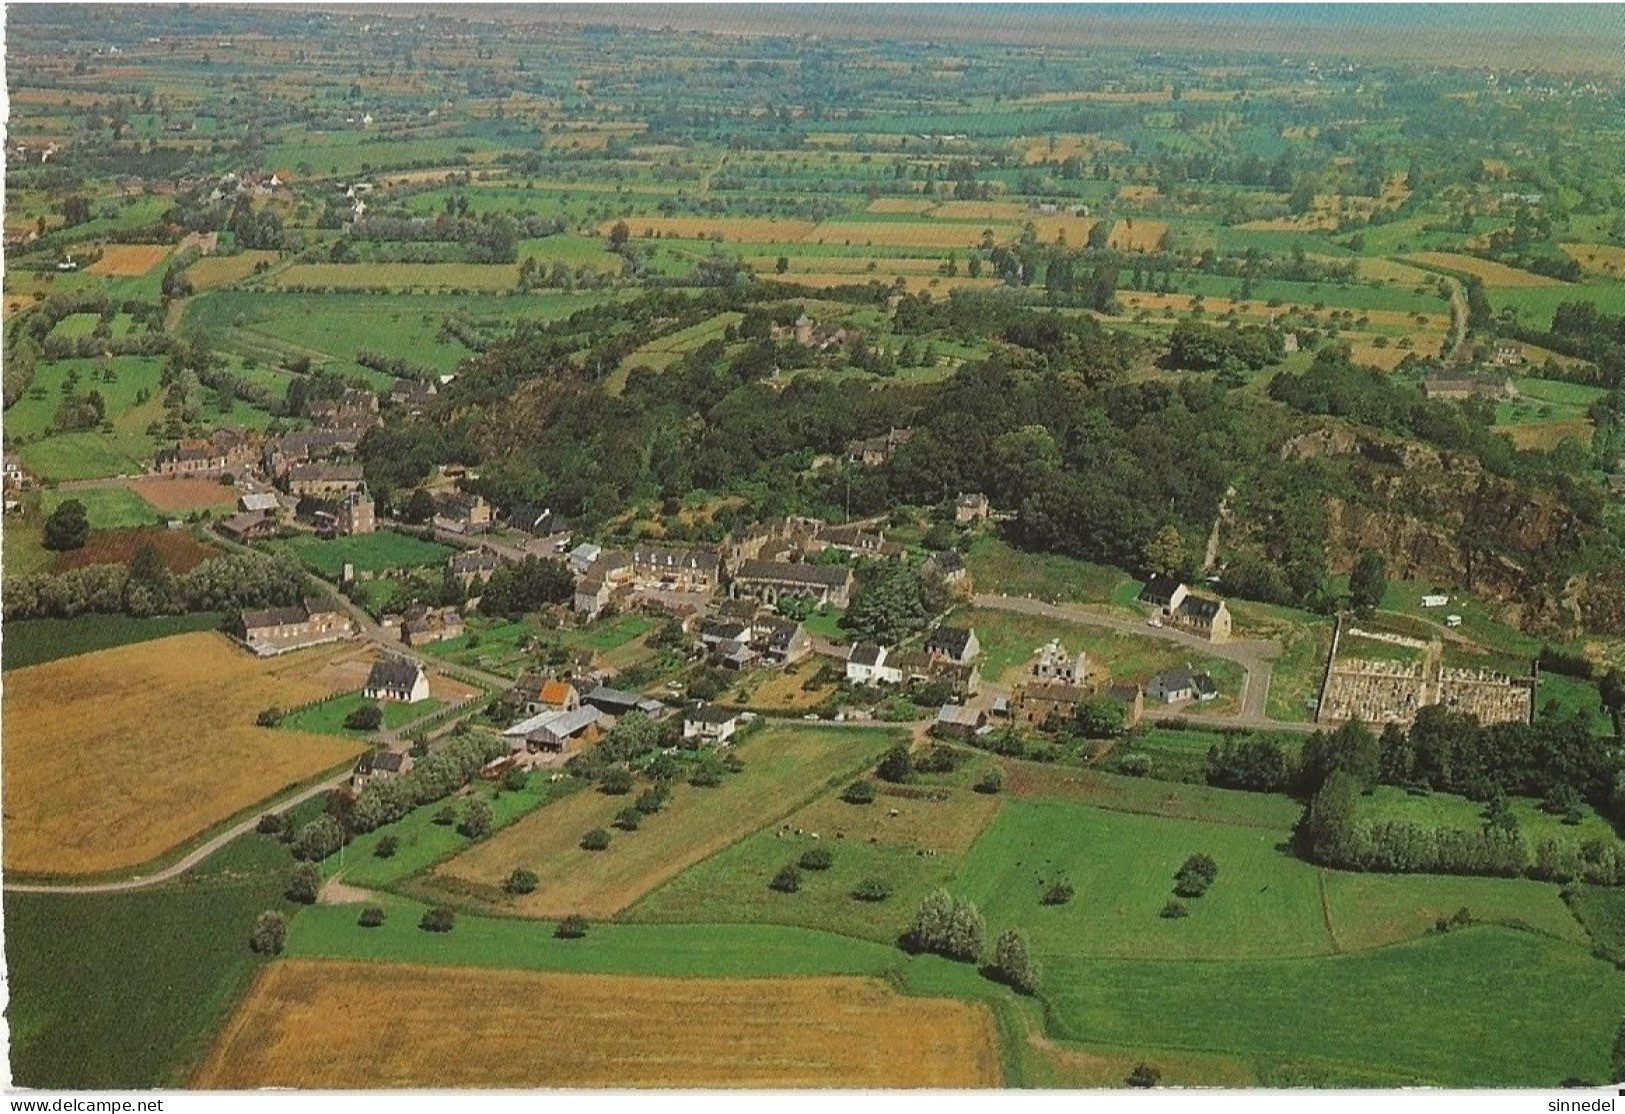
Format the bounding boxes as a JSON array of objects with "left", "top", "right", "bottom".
[
  {"left": 0, "top": 611, "right": 227, "bottom": 672},
  {"left": 262, "top": 529, "right": 454, "bottom": 577},
  {"left": 1, "top": 631, "right": 364, "bottom": 876},
  {"left": 50, "top": 526, "right": 223, "bottom": 574},
  {"left": 428, "top": 724, "right": 900, "bottom": 917},
  {"left": 194, "top": 960, "right": 1001, "bottom": 1089}
]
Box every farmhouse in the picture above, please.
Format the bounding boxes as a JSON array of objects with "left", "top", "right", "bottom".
[
  {"left": 933, "top": 703, "right": 985, "bottom": 740},
  {"left": 846, "top": 427, "right": 913, "bottom": 466},
  {"left": 1108, "top": 682, "right": 1146, "bottom": 728},
  {"left": 1138, "top": 574, "right": 1189, "bottom": 614},
  {"left": 582, "top": 684, "right": 666, "bottom": 718},
  {"left": 730, "top": 559, "right": 854, "bottom": 608},
  {"left": 352, "top": 749, "right": 413, "bottom": 790},
  {"left": 683, "top": 703, "right": 745, "bottom": 744},
  {"left": 286, "top": 461, "right": 366, "bottom": 499},
  {"left": 1032, "top": 639, "right": 1088, "bottom": 684},
  {"left": 154, "top": 427, "right": 261, "bottom": 478},
  {"left": 1170, "top": 595, "right": 1232, "bottom": 643},
  {"left": 388, "top": 378, "right": 438, "bottom": 413},
  {"left": 815, "top": 524, "right": 903, "bottom": 561},
  {"left": 239, "top": 598, "right": 354, "bottom": 655},
  {"left": 630, "top": 544, "right": 722, "bottom": 590},
  {"left": 263, "top": 429, "right": 364, "bottom": 478},
  {"left": 307, "top": 388, "right": 381, "bottom": 431},
  {"left": 923, "top": 549, "right": 968, "bottom": 587},
  {"left": 773, "top": 312, "right": 851, "bottom": 352},
  {"left": 432, "top": 492, "right": 494, "bottom": 535},
  {"left": 524, "top": 705, "right": 604, "bottom": 754},
  {"left": 954, "top": 492, "right": 991, "bottom": 524},
  {"left": 1147, "top": 667, "right": 1217, "bottom": 704},
  {"left": 400, "top": 606, "right": 464, "bottom": 647},
  {"left": 925, "top": 625, "right": 981, "bottom": 665},
  {"left": 1422, "top": 374, "right": 1516, "bottom": 402},
  {"left": 502, "top": 672, "right": 579, "bottom": 716},
  {"left": 218, "top": 510, "right": 277, "bottom": 541},
  {"left": 239, "top": 490, "right": 282, "bottom": 515},
  {"left": 363, "top": 658, "right": 430, "bottom": 704},
  {"left": 1012, "top": 681, "right": 1092, "bottom": 728},
  {"left": 449, "top": 546, "right": 504, "bottom": 585},
  {"left": 847, "top": 643, "right": 902, "bottom": 686},
  {"left": 761, "top": 620, "right": 813, "bottom": 666}
]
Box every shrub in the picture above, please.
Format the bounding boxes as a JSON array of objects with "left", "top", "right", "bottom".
[
  {"left": 614, "top": 807, "right": 643, "bottom": 831},
  {"left": 842, "top": 779, "right": 877, "bottom": 805},
  {"left": 1160, "top": 899, "right": 1189, "bottom": 919},
  {"left": 1041, "top": 881, "right": 1075, "bottom": 906},
  {"left": 505, "top": 868, "right": 539, "bottom": 895},
  {"left": 581, "top": 828, "right": 611, "bottom": 851},
  {"left": 770, "top": 865, "right": 802, "bottom": 893},
  {"left": 1118, "top": 753, "right": 1152, "bottom": 777},
  {"left": 345, "top": 702, "right": 384, "bottom": 731},
  {"left": 876, "top": 744, "right": 915, "bottom": 783},
  {"left": 993, "top": 929, "right": 1039, "bottom": 994},
  {"left": 556, "top": 914, "right": 589, "bottom": 939},
  {"left": 502, "top": 766, "right": 530, "bottom": 792},
  {"left": 256, "top": 812, "right": 286, "bottom": 836},
  {"left": 286, "top": 862, "right": 322, "bottom": 904},
  {"left": 374, "top": 835, "right": 399, "bottom": 858},
  {"left": 853, "top": 878, "right": 891, "bottom": 902},
  {"left": 358, "top": 905, "right": 385, "bottom": 928},
  {"left": 599, "top": 768, "right": 635, "bottom": 795},
  {"left": 1126, "top": 1062, "right": 1162, "bottom": 1088},
  {"left": 459, "top": 797, "right": 493, "bottom": 839},
  {"left": 250, "top": 911, "right": 287, "bottom": 955},
  {"left": 256, "top": 706, "right": 285, "bottom": 728},
  {"left": 799, "top": 847, "right": 834, "bottom": 871},
  {"left": 916, "top": 744, "right": 963, "bottom": 774},
  {"left": 292, "top": 815, "right": 345, "bottom": 861},
  {"left": 974, "top": 766, "right": 1004, "bottom": 794},
  {"left": 689, "top": 763, "right": 723, "bottom": 787},
  {"left": 419, "top": 906, "right": 456, "bottom": 932},
  {"left": 635, "top": 786, "right": 668, "bottom": 815},
  {"left": 432, "top": 805, "right": 457, "bottom": 826}
]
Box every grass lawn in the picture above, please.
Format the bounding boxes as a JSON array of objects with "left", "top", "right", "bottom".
[
  {"left": 561, "top": 612, "right": 654, "bottom": 652},
  {"left": 281, "top": 693, "right": 447, "bottom": 736},
  {"left": 1319, "top": 870, "right": 1589, "bottom": 951},
  {"left": 1369, "top": 578, "right": 1544, "bottom": 659},
  {"left": 264, "top": 530, "right": 454, "bottom": 578},
  {"left": 1563, "top": 883, "right": 1625, "bottom": 960},
  {"left": 428, "top": 724, "right": 901, "bottom": 918},
  {"left": 1357, "top": 785, "right": 1620, "bottom": 853},
  {"left": 419, "top": 618, "right": 534, "bottom": 673},
  {"left": 1, "top": 611, "right": 225, "bottom": 671},
  {"left": 9, "top": 356, "right": 168, "bottom": 480},
  {"left": 801, "top": 606, "right": 848, "bottom": 641},
  {"left": 3, "top": 830, "right": 300, "bottom": 1087},
  {"left": 1037, "top": 928, "right": 1622, "bottom": 1087},
  {"left": 1, "top": 516, "right": 54, "bottom": 577},
  {"left": 1537, "top": 672, "right": 1615, "bottom": 735},
  {"left": 963, "top": 535, "right": 1135, "bottom": 607},
  {"left": 41, "top": 484, "right": 161, "bottom": 529}
]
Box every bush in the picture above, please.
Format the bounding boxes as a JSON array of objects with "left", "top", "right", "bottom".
[
  {"left": 419, "top": 906, "right": 456, "bottom": 932},
  {"left": 974, "top": 766, "right": 1004, "bottom": 795},
  {"left": 505, "top": 868, "right": 539, "bottom": 895},
  {"left": 374, "top": 835, "right": 399, "bottom": 858},
  {"left": 689, "top": 763, "right": 723, "bottom": 787},
  {"left": 249, "top": 911, "right": 287, "bottom": 955},
  {"left": 256, "top": 812, "right": 286, "bottom": 836},
  {"left": 614, "top": 807, "right": 643, "bottom": 831},
  {"left": 842, "top": 779, "right": 878, "bottom": 804},
  {"left": 286, "top": 862, "right": 322, "bottom": 904},
  {"left": 876, "top": 744, "right": 915, "bottom": 783},
  {"left": 1160, "top": 899, "right": 1189, "bottom": 919},
  {"left": 853, "top": 878, "right": 891, "bottom": 902},
  {"left": 916, "top": 744, "right": 964, "bottom": 774},
  {"left": 432, "top": 805, "right": 457, "bottom": 826},
  {"left": 1041, "top": 881, "right": 1074, "bottom": 906},
  {"left": 345, "top": 702, "right": 384, "bottom": 731},
  {"left": 292, "top": 815, "right": 345, "bottom": 861},
  {"left": 358, "top": 905, "right": 385, "bottom": 928},
  {"left": 770, "top": 865, "right": 802, "bottom": 893},
  {"left": 459, "top": 797, "right": 493, "bottom": 839},
  {"left": 599, "top": 767, "right": 635, "bottom": 795},
  {"left": 502, "top": 766, "right": 530, "bottom": 792},
  {"left": 556, "top": 914, "right": 589, "bottom": 939},
  {"left": 635, "top": 786, "right": 668, "bottom": 814},
  {"left": 581, "top": 828, "right": 611, "bottom": 851},
  {"left": 1117, "top": 752, "right": 1152, "bottom": 777},
  {"left": 993, "top": 929, "right": 1039, "bottom": 994},
  {"left": 1126, "top": 1062, "right": 1162, "bottom": 1088},
  {"left": 799, "top": 847, "right": 834, "bottom": 871},
  {"left": 256, "top": 707, "right": 285, "bottom": 728}
]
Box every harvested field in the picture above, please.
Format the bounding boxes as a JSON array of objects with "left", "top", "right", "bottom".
[
  {"left": 803, "top": 220, "right": 1002, "bottom": 250},
  {"left": 775, "top": 272, "right": 1000, "bottom": 293},
  {"left": 933, "top": 200, "right": 1035, "bottom": 220},
  {"left": 270, "top": 262, "right": 520, "bottom": 292},
  {"left": 86, "top": 244, "right": 169, "bottom": 277},
  {"left": 602, "top": 216, "right": 818, "bottom": 243},
  {"left": 788, "top": 782, "right": 1002, "bottom": 854},
  {"left": 1107, "top": 218, "right": 1167, "bottom": 252},
  {"left": 1, "top": 632, "right": 363, "bottom": 876},
  {"left": 1401, "top": 252, "right": 1564, "bottom": 286},
  {"left": 1116, "top": 184, "right": 1161, "bottom": 203},
  {"left": 430, "top": 725, "right": 897, "bottom": 917},
  {"left": 194, "top": 960, "right": 999, "bottom": 1089},
  {"left": 52, "top": 527, "right": 222, "bottom": 574},
  {"left": 1560, "top": 242, "right": 1625, "bottom": 277},
  {"left": 1497, "top": 418, "right": 1593, "bottom": 450},
  {"left": 186, "top": 251, "right": 278, "bottom": 291},
  {"left": 125, "top": 475, "right": 239, "bottom": 512},
  {"left": 865, "top": 198, "right": 936, "bottom": 215}
]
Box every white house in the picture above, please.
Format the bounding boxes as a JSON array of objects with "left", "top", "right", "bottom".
[
  {"left": 363, "top": 658, "right": 430, "bottom": 704},
  {"left": 1421, "top": 594, "right": 1449, "bottom": 608},
  {"left": 846, "top": 643, "right": 902, "bottom": 686},
  {"left": 683, "top": 703, "right": 744, "bottom": 744}
]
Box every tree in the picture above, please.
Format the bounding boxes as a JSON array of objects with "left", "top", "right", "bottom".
[
  {"left": 608, "top": 220, "right": 630, "bottom": 251},
  {"left": 974, "top": 766, "right": 1004, "bottom": 794},
  {"left": 799, "top": 847, "right": 834, "bottom": 871},
  {"left": 358, "top": 905, "right": 385, "bottom": 928},
  {"left": 556, "top": 914, "right": 589, "bottom": 939},
  {"left": 615, "top": 807, "right": 643, "bottom": 830},
  {"left": 770, "top": 864, "right": 802, "bottom": 893},
  {"left": 1126, "top": 1062, "right": 1162, "bottom": 1088},
  {"left": 993, "top": 929, "right": 1039, "bottom": 994},
  {"left": 1613, "top": 1015, "right": 1625, "bottom": 1084},
  {"left": 1076, "top": 697, "right": 1127, "bottom": 739},
  {"left": 420, "top": 906, "right": 456, "bottom": 932},
  {"left": 249, "top": 911, "right": 287, "bottom": 955},
  {"left": 876, "top": 744, "right": 915, "bottom": 784},
  {"left": 60, "top": 195, "right": 92, "bottom": 227},
  {"left": 1297, "top": 769, "right": 1360, "bottom": 864},
  {"left": 1142, "top": 524, "right": 1188, "bottom": 578},
  {"left": 286, "top": 862, "right": 322, "bottom": 904},
  {"left": 906, "top": 888, "right": 956, "bottom": 952},
  {"left": 402, "top": 487, "right": 437, "bottom": 525},
  {"left": 943, "top": 899, "right": 986, "bottom": 962},
  {"left": 599, "top": 767, "right": 634, "bottom": 795},
  {"left": 345, "top": 702, "right": 383, "bottom": 731},
  {"left": 292, "top": 815, "right": 344, "bottom": 861},
  {"left": 459, "top": 797, "right": 493, "bottom": 839},
  {"left": 842, "top": 779, "right": 878, "bottom": 804},
  {"left": 581, "top": 828, "right": 611, "bottom": 851},
  {"left": 375, "top": 835, "right": 399, "bottom": 858},
  {"left": 1349, "top": 549, "right": 1388, "bottom": 614},
  {"left": 42, "top": 499, "right": 90, "bottom": 551},
  {"left": 853, "top": 878, "right": 891, "bottom": 902},
  {"left": 505, "top": 868, "right": 539, "bottom": 894}
]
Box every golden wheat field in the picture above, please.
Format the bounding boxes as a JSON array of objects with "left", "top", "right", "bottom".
[
  {"left": 1107, "top": 218, "right": 1168, "bottom": 252},
  {"left": 1, "top": 631, "right": 363, "bottom": 876},
  {"left": 1401, "top": 251, "right": 1564, "bottom": 286},
  {"left": 193, "top": 960, "right": 1001, "bottom": 1089},
  {"left": 185, "top": 250, "right": 279, "bottom": 290},
  {"left": 864, "top": 197, "right": 937, "bottom": 215},
  {"left": 1561, "top": 242, "right": 1625, "bottom": 276},
  {"left": 600, "top": 216, "right": 820, "bottom": 242},
  {"left": 86, "top": 243, "right": 170, "bottom": 276}
]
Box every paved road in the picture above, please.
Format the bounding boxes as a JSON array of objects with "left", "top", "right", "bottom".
[{"left": 971, "top": 593, "right": 1294, "bottom": 729}]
